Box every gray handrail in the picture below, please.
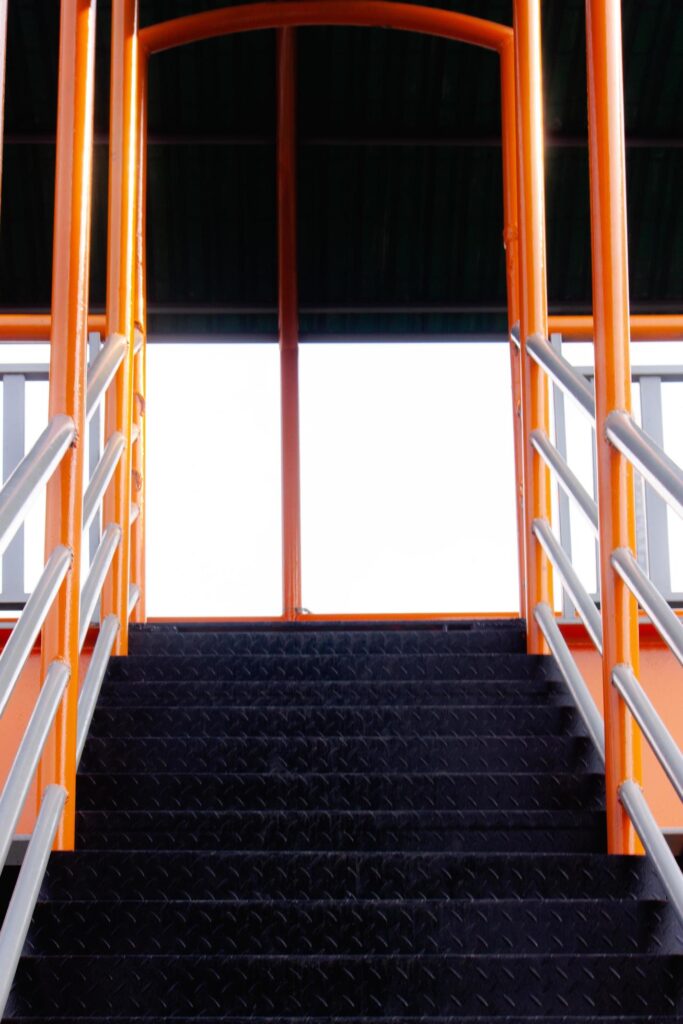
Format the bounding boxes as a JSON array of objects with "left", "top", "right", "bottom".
[
  {"left": 606, "top": 409, "right": 683, "bottom": 521},
  {"left": 0, "top": 414, "right": 75, "bottom": 559},
  {"left": 534, "top": 602, "right": 605, "bottom": 759},
  {"left": 530, "top": 429, "right": 599, "bottom": 534},
  {"left": 532, "top": 517, "right": 604, "bottom": 652},
  {"left": 86, "top": 332, "right": 127, "bottom": 421},
  {"left": 613, "top": 664, "right": 683, "bottom": 802},
  {"left": 526, "top": 332, "right": 596, "bottom": 421},
  {"left": 0, "top": 784, "right": 67, "bottom": 1019},
  {"left": 0, "top": 546, "right": 72, "bottom": 718},
  {"left": 79, "top": 523, "right": 122, "bottom": 650},
  {"left": 82, "top": 431, "right": 125, "bottom": 534},
  {"left": 611, "top": 547, "right": 683, "bottom": 667},
  {"left": 134, "top": 327, "right": 144, "bottom": 355},
  {"left": 128, "top": 583, "right": 140, "bottom": 617},
  {"left": 509, "top": 321, "right": 521, "bottom": 350},
  {"left": 77, "top": 614, "right": 120, "bottom": 764},
  {"left": 130, "top": 501, "right": 140, "bottom": 525},
  {"left": 619, "top": 779, "right": 683, "bottom": 928},
  {"left": 0, "top": 661, "right": 69, "bottom": 874}
]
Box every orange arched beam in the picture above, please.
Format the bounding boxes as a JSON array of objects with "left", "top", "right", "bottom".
[
  {"left": 549, "top": 314, "right": 683, "bottom": 341},
  {"left": 0, "top": 313, "right": 106, "bottom": 340},
  {"left": 139, "top": 2, "right": 511, "bottom": 55}
]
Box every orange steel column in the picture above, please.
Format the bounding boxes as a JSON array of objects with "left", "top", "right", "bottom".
[
  {"left": 130, "top": 52, "right": 147, "bottom": 622},
  {"left": 499, "top": 39, "right": 526, "bottom": 617},
  {"left": 277, "top": 28, "right": 302, "bottom": 619},
  {"left": 39, "top": 0, "right": 97, "bottom": 850},
  {"left": 512, "top": 0, "right": 553, "bottom": 652},
  {"left": 585, "top": 0, "right": 642, "bottom": 854},
  {"left": 102, "top": 0, "right": 139, "bottom": 652}
]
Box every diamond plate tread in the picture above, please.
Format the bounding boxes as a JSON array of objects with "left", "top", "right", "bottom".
[
  {"left": 126, "top": 627, "right": 526, "bottom": 657},
  {"left": 76, "top": 771, "right": 605, "bottom": 813},
  {"left": 97, "top": 678, "right": 562, "bottom": 709},
  {"left": 79, "top": 734, "right": 603, "bottom": 775},
  {"left": 7, "top": 1018, "right": 682, "bottom": 1024},
  {"left": 87, "top": 704, "right": 578, "bottom": 739},
  {"left": 8, "top": 954, "right": 683, "bottom": 1017},
  {"left": 106, "top": 652, "right": 556, "bottom": 683},
  {"left": 25, "top": 899, "right": 682, "bottom": 956},
  {"left": 74, "top": 808, "right": 606, "bottom": 853},
  {"left": 40, "top": 851, "right": 667, "bottom": 902}
]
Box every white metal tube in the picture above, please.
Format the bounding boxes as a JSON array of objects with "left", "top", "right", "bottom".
[
  {"left": 613, "top": 664, "right": 683, "bottom": 802},
  {"left": 85, "top": 332, "right": 127, "bottom": 421},
  {"left": 526, "top": 332, "right": 596, "bottom": 421},
  {"left": 619, "top": 779, "right": 683, "bottom": 928},
  {"left": 531, "top": 429, "right": 599, "bottom": 534},
  {"left": 534, "top": 601, "right": 605, "bottom": 760},
  {"left": 0, "top": 784, "right": 67, "bottom": 1020},
  {"left": 128, "top": 583, "right": 140, "bottom": 618},
  {"left": 77, "top": 614, "right": 120, "bottom": 764},
  {"left": 612, "top": 546, "right": 683, "bottom": 667},
  {"left": 82, "top": 431, "right": 125, "bottom": 535},
  {"left": 0, "top": 546, "right": 72, "bottom": 718},
  {"left": 0, "top": 661, "right": 69, "bottom": 873},
  {"left": 532, "top": 518, "right": 604, "bottom": 653},
  {"left": 79, "top": 523, "right": 122, "bottom": 650},
  {"left": 130, "top": 501, "right": 140, "bottom": 525},
  {"left": 606, "top": 409, "right": 683, "bottom": 521},
  {"left": 0, "top": 414, "right": 75, "bottom": 559}
]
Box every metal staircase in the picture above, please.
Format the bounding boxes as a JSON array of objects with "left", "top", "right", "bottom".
[{"left": 5, "top": 621, "right": 682, "bottom": 1019}]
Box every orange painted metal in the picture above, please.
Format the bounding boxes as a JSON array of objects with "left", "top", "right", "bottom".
[
  {"left": 140, "top": 2, "right": 511, "bottom": 56},
  {"left": 101, "top": 0, "right": 139, "bottom": 654},
  {"left": 277, "top": 27, "right": 302, "bottom": 621},
  {"left": 585, "top": 0, "right": 642, "bottom": 854},
  {"left": 512, "top": 0, "right": 553, "bottom": 654},
  {"left": 0, "top": 313, "right": 106, "bottom": 340},
  {"left": 130, "top": 53, "right": 147, "bottom": 623},
  {"left": 499, "top": 39, "right": 526, "bottom": 617},
  {"left": 549, "top": 314, "right": 683, "bottom": 342},
  {"left": 38, "top": 0, "right": 97, "bottom": 851}
]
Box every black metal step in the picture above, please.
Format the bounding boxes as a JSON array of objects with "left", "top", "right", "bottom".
[
  {"left": 79, "top": 734, "right": 603, "bottom": 775},
  {"left": 96, "top": 678, "right": 561, "bottom": 708},
  {"left": 8, "top": 1017, "right": 681, "bottom": 1024},
  {"left": 76, "top": 771, "right": 605, "bottom": 813},
  {"left": 8, "top": 954, "right": 683, "bottom": 1017},
  {"left": 87, "top": 704, "right": 578, "bottom": 738},
  {"left": 105, "top": 652, "right": 555, "bottom": 683},
  {"left": 25, "top": 898, "right": 680, "bottom": 956},
  {"left": 74, "top": 808, "right": 606, "bottom": 852}
]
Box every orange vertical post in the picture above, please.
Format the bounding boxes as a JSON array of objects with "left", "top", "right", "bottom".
[
  {"left": 277, "top": 27, "right": 302, "bottom": 619},
  {"left": 499, "top": 39, "right": 526, "bottom": 617},
  {"left": 585, "top": 0, "right": 642, "bottom": 854},
  {"left": 102, "top": 0, "right": 139, "bottom": 652},
  {"left": 39, "top": 0, "right": 97, "bottom": 850},
  {"left": 130, "top": 52, "right": 147, "bottom": 622},
  {"left": 512, "top": 0, "right": 553, "bottom": 651}
]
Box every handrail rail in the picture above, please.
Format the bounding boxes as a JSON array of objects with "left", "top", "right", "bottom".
[
  {"left": 0, "top": 784, "right": 67, "bottom": 1018},
  {"left": 83, "top": 432, "right": 126, "bottom": 534},
  {"left": 525, "top": 332, "right": 596, "bottom": 421},
  {"left": 0, "top": 414, "right": 75, "bottom": 558},
  {"left": 79, "top": 524, "right": 123, "bottom": 651},
  {"left": 534, "top": 602, "right": 605, "bottom": 758},
  {"left": 530, "top": 429, "right": 599, "bottom": 534},
  {"left": 128, "top": 583, "right": 141, "bottom": 617},
  {"left": 0, "top": 546, "right": 72, "bottom": 717},
  {"left": 611, "top": 547, "right": 683, "bottom": 667},
  {"left": 619, "top": 780, "right": 683, "bottom": 926},
  {"left": 76, "top": 614, "right": 120, "bottom": 764},
  {"left": 532, "top": 518, "right": 603, "bottom": 652},
  {"left": 85, "top": 332, "right": 127, "bottom": 421},
  {"left": 606, "top": 409, "right": 683, "bottom": 521}
]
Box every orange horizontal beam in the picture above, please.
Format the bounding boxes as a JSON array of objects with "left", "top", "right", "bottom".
[
  {"left": 0, "top": 313, "right": 106, "bottom": 340},
  {"left": 549, "top": 314, "right": 683, "bottom": 341},
  {"left": 140, "top": 1, "right": 511, "bottom": 56}
]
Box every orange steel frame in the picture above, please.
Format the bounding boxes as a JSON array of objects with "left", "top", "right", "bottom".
[{"left": 0, "top": 0, "right": 669, "bottom": 853}]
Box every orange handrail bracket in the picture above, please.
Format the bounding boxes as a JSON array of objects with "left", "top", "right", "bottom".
[
  {"left": 130, "top": 51, "right": 147, "bottom": 623},
  {"left": 277, "top": 28, "right": 302, "bottom": 620},
  {"left": 140, "top": 2, "right": 512, "bottom": 56},
  {"left": 585, "top": 0, "right": 642, "bottom": 854},
  {"left": 101, "top": 0, "right": 140, "bottom": 654},
  {"left": 512, "top": 0, "right": 553, "bottom": 653},
  {"left": 38, "top": 0, "right": 98, "bottom": 851},
  {"left": 499, "top": 39, "right": 526, "bottom": 616}
]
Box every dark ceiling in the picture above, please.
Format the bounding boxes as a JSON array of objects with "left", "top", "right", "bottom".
[{"left": 1, "top": 0, "right": 682, "bottom": 337}]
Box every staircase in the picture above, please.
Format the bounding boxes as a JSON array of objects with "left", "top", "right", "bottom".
[{"left": 5, "top": 620, "right": 682, "bottom": 1020}]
